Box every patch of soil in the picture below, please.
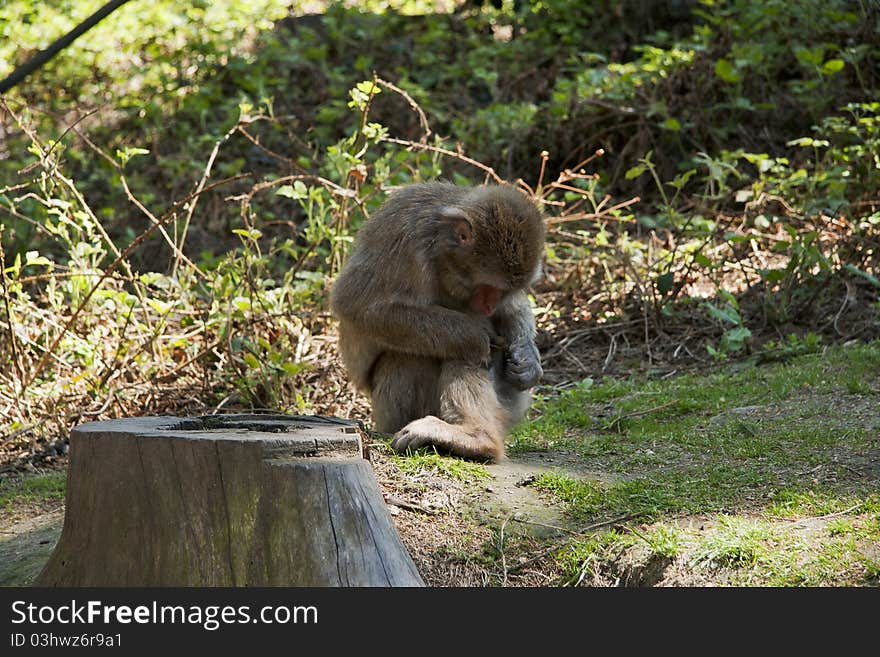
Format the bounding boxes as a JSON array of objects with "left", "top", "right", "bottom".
[
  {"left": 472, "top": 452, "right": 613, "bottom": 534},
  {"left": 0, "top": 509, "right": 62, "bottom": 586},
  {"left": 370, "top": 447, "right": 617, "bottom": 586}
]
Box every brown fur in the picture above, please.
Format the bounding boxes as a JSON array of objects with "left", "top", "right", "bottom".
[{"left": 330, "top": 182, "right": 546, "bottom": 461}]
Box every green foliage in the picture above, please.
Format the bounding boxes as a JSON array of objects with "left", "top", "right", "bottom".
[
  {"left": 703, "top": 289, "right": 751, "bottom": 359},
  {"left": 0, "top": 65, "right": 446, "bottom": 434},
  {"left": 1, "top": 0, "right": 878, "bottom": 447}
]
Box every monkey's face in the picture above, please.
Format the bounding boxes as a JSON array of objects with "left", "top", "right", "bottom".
[{"left": 439, "top": 187, "right": 546, "bottom": 316}]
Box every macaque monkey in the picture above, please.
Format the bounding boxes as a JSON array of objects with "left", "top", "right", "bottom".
[{"left": 330, "top": 182, "right": 545, "bottom": 462}]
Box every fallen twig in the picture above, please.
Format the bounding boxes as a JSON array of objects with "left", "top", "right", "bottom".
[
  {"left": 603, "top": 399, "right": 679, "bottom": 431},
  {"left": 383, "top": 494, "right": 436, "bottom": 515}
]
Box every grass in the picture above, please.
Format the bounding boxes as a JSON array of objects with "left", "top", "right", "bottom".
[
  {"left": 503, "top": 341, "right": 880, "bottom": 585},
  {"left": 690, "top": 516, "right": 772, "bottom": 570},
  {"left": 629, "top": 524, "right": 683, "bottom": 559},
  {"left": 389, "top": 448, "right": 492, "bottom": 483},
  {"left": 0, "top": 472, "right": 67, "bottom": 511},
  {"left": 550, "top": 493, "right": 880, "bottom": 586},
  {"left": 512, "top": 341, "right": 879, "bottom": 461}
]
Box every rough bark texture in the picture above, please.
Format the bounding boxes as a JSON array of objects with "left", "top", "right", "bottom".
[{"left": 38, "top": 414, "right": 423, "bottom": 587}]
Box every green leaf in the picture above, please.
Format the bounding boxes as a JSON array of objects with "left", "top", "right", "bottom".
[
  {"left": 786, "top": 137, "right": 814, "bottom": 147},
  {"left": 355, "top": 80, "right": 381, "bottom": 96},
  {"left": 794, "top": 45, "right": 824, "bottom": 67},
  {"left": 116, "top": 147, "right": 149, "bottom": 166},
  {"left": 25, "top": 251, "right": 53, "bottom": 267},
  {"left": 238, "top": 101, "right": 254, "bottom": 121},
  {"left": 660, "top": 117, "right": 681, "bottom": 131},
  {"left": 718, "top": 289, "right": 738, "bottom": 308},
  {"left": 282, "top": 362, "right": 306, "bottom": 375},
  {"left": 657, "top": 272, "right": 674, "bottom": 295},
  {"left": 146, "top": 299, "right": 173, "bottom": 314},
  {"left": 625, "top": 164, "right": 647, "bottom": 180},
  {"left": 575, "top": 378, "right": 594, "bottom": 391},
  {"left": 243, "top": 353, "right": 261, "bottom": 369},
  {"left": 820, "top": 59, "right": 845, "bottom": 75},
  {"left": 722, "top": 326, "right": 752, "bottom": 351},
  {"left": 693, "top": 253, "right": 713, "bottom": 268},
  {"left": 348, "top": 80, "right": 382, "bottom": 110},
  {"left": 703, "top": 302, "right": 741, "bottom": 326},
  {"left": 762, "top": 269, "right": 786, "bottom": 283},
  {"left": 232, "top": 228, "right": 262, "bottom": 240},
  {"left": 276, "top": 181, "right": 309, "bottom": 199},
  {"left": 844, "top": 264, "right": 880, "bottom": 287},
  {"left": 714, "top": 58, "right": 742, "bottom": 83},
  {"left": 669, "top": 169, "right": 696, "bottom": 189}
]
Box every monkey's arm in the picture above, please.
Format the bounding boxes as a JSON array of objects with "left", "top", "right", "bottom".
[
  {"left": 492, "top": 291, "right": 542, "bottom": 390},
  {"left": 341, "top": 298, "right": 492, "bottom": 364}
]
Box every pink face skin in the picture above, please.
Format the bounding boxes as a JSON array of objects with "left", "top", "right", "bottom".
[{"left": 469, "top": 284, "right": 502, "bottom": 316}]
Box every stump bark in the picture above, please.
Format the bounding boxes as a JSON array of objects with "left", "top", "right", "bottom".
[{"left": 38, "top": 414, "right": 423, "bottom": 587}]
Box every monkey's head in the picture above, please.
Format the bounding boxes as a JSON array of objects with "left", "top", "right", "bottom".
[{"left": 436, "top": 185, "right": 546, "bottom": 316}]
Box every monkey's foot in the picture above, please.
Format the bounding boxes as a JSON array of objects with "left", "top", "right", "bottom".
[{"left": 391, "top": 416, "right": 502, "bottom": 462}]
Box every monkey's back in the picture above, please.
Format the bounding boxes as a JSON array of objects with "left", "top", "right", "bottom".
[{"left": 330, "top": 183, "right": 464, "bottom": 390}]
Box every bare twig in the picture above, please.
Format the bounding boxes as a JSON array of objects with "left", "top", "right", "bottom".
[
  {"left": 384, "top": 495, "right": 436, "bottom": 515},
  {"left": 0, "top": 0, "right": 134, "bottom": 93},
  {"left": 173, "top": 120, "right": 241, "bottom": 279},
  {"left": 547, "top": 196, "right": 641, "bottom": 225},
  {"left": 374, "top": 77, "right": 432, "bottom": 142},
  {"left": 499, "top": 515, "right": 511, "bottom": 586},
  {"left": 380, "top": 136, "right": 503, "bottom": 184},
  {"left": 510, "top": 517, "right": 581, "bottom": 536},
  {"left": 603, "top": 399, "right": 679, "bottom": 431},
  {"left": 22, "top": 174, "right": 248, "bottom": 391},
  {"left": 0, "top": 229, "right": 24, "bottom": 387}
]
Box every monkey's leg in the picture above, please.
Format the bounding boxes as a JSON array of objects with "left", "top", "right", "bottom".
[
  {"left": 391, "top": 361, "right": 506, "bottom": 462},
  {"left": 489, "top": 346, "right": 533, "bottom": 428},
  {"left": 370, "top": 352, "right": 441, "bottom": 433},
  {"left": 493, "top": 378, "right": 532, "bottom": 428}
]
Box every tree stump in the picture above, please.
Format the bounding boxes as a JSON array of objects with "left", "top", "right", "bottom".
[{"left": 38, "top": 414, "right": 423, "bottom": 587}]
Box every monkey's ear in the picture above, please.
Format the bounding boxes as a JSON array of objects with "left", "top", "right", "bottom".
[{"left": 439, "top": 206, "right": 473, "bottom": 247}]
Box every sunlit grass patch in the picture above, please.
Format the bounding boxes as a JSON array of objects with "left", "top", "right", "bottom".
[
  {"left": 390, "top": 449, "right": 491, "bottom": 483},
  {"left": 555, "top": 529, "right": 628, "bottom": 586},
  {"left": 691, "top": 516, "right": 773, "bottom": 570},
  {"left": 766, "top": 489, "right": 878, "bottom": 518},
  {"left": 532, "top": 464, "right": 770, "bottom": 521},
  {"left": 629, "top": 523, "right": 683, "bottom": 559},
  {"left": 0, "top": 472, "right": 67, "bottom": 510},
  {"left": 513, "top": 343, "right": 879, "bottom": 474}
]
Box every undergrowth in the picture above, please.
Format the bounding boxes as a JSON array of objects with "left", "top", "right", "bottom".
[{"left": 1, "top": 0, "right": 878, "bottom": 465}]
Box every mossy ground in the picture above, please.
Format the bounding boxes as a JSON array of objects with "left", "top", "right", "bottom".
[{"left": 381, "top": 341, "right": 880, "bottom": 586}]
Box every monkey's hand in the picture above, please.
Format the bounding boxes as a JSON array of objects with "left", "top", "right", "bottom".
[
  {"left": 503, "top": 339, "right": 543, "bottom": 390},
  {"left": 473, "top": 315, "right": 500, "bottom": 368}
]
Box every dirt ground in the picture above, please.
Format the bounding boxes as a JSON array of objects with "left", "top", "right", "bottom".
[
  {"left": 1, "top": 418, "right": 876, "bottom": 587},
  {"left": 1, "top": 289, "right": 877, "bottom": 587}
]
